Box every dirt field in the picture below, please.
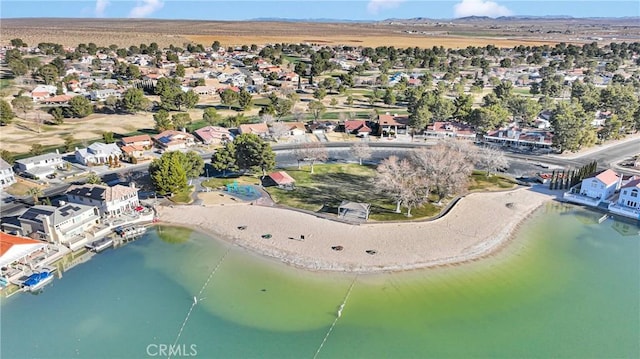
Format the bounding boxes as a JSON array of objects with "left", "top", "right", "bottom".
[{"left": 3, "top": 18, "right": 634, "bottom": 49}]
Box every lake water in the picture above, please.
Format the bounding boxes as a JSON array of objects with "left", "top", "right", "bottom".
[{"left": 1, "top": 202, "right": 639, "bottom": 358}]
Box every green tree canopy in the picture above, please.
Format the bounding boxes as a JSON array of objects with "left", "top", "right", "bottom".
[
  {"left": 233, "top": 133, "right": 275, "bottom": 176},
  {"left": 120, "top": 88, "right": 146, "bottom": 113},
  {"left": 67, "top": 96, "right": 93, "bottom": 118},
  {"left": 149, "top": 152, "right": 188, "bottom": 195},
  {"left": 154, "top": 110, "right": 174, "bottom": 131},
  {"left": 0, "top": 100, "right": 15, "bottom": 125}
]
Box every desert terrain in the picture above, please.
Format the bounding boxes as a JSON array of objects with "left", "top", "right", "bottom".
[{"left": 2, "top": 17, "right": 638, "bottom": 48}]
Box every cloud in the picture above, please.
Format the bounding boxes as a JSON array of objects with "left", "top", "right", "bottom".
[
  {"left": 453, "top": 0, "right": 512, "bottom": 18},
  {"left": 367, "top": 0, "right": 405, "bottom": 15},
  {"left": 128, "top": 0, "right": 164, "bottom": 18},
  {"left": 94, "top": 0, "right": 109, "bottom": 17}
]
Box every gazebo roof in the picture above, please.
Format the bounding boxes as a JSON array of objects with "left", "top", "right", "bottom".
[{"left": 268, "top": 171, "right": 295, "bottom": 185}]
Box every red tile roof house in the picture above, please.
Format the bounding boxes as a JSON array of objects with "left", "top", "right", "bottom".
[
  {"left": 378, "top": 114, "right": 410, "bottom": 137},
  {"left": 343, "top": 120, "right": 372, "bottom": 137},
  {"left": 263, "top": 171, "right": 296, "bottom": 190},
  {"left": 120, "top": 134, "right": 152, "bottom": 149},
  {"left": 564, "top": 169, "right": 622, "bottom": 207},
  {"left": 152, "top": 131, "right": 196, "bottom": 151},
  {"left": 194, "top": 126, "right": 234, "bottom": 145},
  {"left": 120, "top": 145, "right": 147, "bottom": 163},
  {"left": 424, "top": 121, "right": 476, "bottom": 140},
  {"left": 238, "top": 123, "right": 270, "bottom": 138}
]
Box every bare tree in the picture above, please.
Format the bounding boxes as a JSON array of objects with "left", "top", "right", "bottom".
[
  {"left": 376, "top": 156, "right": 430, "bottom": 216},
  {"left": 269, "top": 122, "right": 290, "bottom": 142},
  {"left": 350, "top": 142, "right": 372, "bottom": 165},
  {"left": 292, "top": 107, "right": 305, "bottom": 122},
  {"left": 476, "top": 146, "right": 508, "bottom": 176},
  {"left": 375, "top": 156, "right": 405, "bottom": 213},
  {"left": 261, "top": 114, "right": 275, "bottom": 124},
  {"left": 412, "top": 141, "right": 473, "bottom": 203},
  {"left": 296, "top": 142, "right": 328, "bottom": 174}
]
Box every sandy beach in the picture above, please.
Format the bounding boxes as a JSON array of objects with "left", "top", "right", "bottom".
[{"left": 156, "top": 188, "right": 554, "bottom": 273}]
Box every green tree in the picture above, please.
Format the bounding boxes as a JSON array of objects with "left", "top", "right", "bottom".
[
  {"left": 182, "top": 151, "right": 205, "bottom": 178},
  {"left": 453, "top": 94, "right": 473, "bottom": 120},
  {"left": 63, "top": 135, "right": 75, "bottom": 152},
  {"left": 149, "top": 152, "right": 188, "bottom": 196},
  {"left": 308, "top": 100, "right": 326, "bottom": 121},
  {"left": 37, "top": 64, "right": 59, "bottom": 85},
  {"left": 29, "top": 143, "right": 44, "bottom": 156},
  {"left": 238, "top": 89, "right": 253, "bottom": 111},
  {"left": 11, "top": 96, "right": 33, "bottom": 119},
  {"left": 507, "top": 97, "right": 542, "bottom": 126},
  {"left": 274, "top": 98, "right": 293, "bottom": 120},
  {"left": 0, "top": 100, "right": 15, "bottom": 125},
  {"left": 313, "top": 87, "right": 327, "bottom": 100},
  {"left": 27, "top": 187, "right": 43, "bottom": 204},
  {"left": 86, "top": 172, "right": 104, "bottom": 184},
  {"left": 175, "top": 64, "right": 185, "bottom": 78},
  {"left": 171, "top": 113, "right": 192, "bottom": 131},
  {"left": 211, "top": 142, "right": 238, "bottom": 176},
  {"left": 8, "top": 60, "right": 28, "bottom": 76},
  {"left": 102, "top": 131, "right": 115, "bottom": 144},
  {"left": 550, "top": 101, "right": 596, "bottom": 153},
  {"left": 203, "top": 107, "right": 221, "bottom": 126},
  {"left": 120, "top": 88, "right": 146, "bottom": 113},
  {"left": 179, "top": 90, "right": 199, "bottom": 111},
  {"left": 220, "top": 89, "right": 238, "bottom": 110},
  {"left": 153, "top": 110, "right": 174, "bottom": 131},
  {"left": 68, "top": 96, "right": 93, "bottom": 118},
  {"left": 49, "top": 107, "right": 64, "bottom": 124},
  {"left": 383, "top": 88, "right": 396, "bottom": 106},
  {"left": 233, "top": 133, "right": 275, "bottom": 176}
]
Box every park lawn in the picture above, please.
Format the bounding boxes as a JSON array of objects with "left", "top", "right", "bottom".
[
  {"left": 202, "top": 175, "right": 259, "bottom": 189},
  {"left": 169, "top": 186, "right": 194, "bottom": 204},
  {"left": 282, "top": 54, "right": 303, "bottom": 64},
  {"left": 265, "top": 163, "right": 443, "bottom": 221},
  {"left": 468, "top": 170, "right": 518, "bottom": 191}
]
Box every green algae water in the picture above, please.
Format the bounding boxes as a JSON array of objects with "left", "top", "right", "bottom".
[{"left": 2, "top": 202, "right": 639, "bottom": 358}]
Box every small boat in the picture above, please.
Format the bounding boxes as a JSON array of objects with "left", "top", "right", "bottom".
[
  {"left": 20, "top": 271, "right": 54, "bottom": 292},
  {"left": 86, "top": 237, "right": 114, "bottom": 252}
]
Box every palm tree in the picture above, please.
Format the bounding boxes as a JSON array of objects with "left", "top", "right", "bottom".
[{"left": 27, "top": 187, "right": 44, "bottom": 205}]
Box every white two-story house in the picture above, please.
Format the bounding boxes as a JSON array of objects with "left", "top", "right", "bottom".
[
  {"left": 66, "top": 183, "right": 140, "bottom": 218},
  {"left": 0, "top": 158, "right": 16, "bottom": 188},
  {"left": 75, "top": 142, "right": 122, "bottom": 166},
  {"left": 608, "top": 178, "right": 640, "bottom": 220},
  {"left": 564, "top": 169, "right": 622, "bottom": 206},
  {"left": 18, "top": 202, "right": 100, "bottom": 251}
]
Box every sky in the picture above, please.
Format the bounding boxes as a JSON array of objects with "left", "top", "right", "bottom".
[{"left": 0, "top": 0, "right": 638, "bottom": 20}]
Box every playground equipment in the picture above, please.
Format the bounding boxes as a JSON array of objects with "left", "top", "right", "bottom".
[{"left": 225, "top": 180, "right": 256, "bottom": 197}]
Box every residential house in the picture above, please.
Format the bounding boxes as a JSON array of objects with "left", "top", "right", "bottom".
[
  {"left": 251, "top": 73, "right": 265, "bottom": 85},
  {"left": 75, "top": 142, "right": 122, "bottom": 166},
  {"left": 39, "top": 94, "right": 73, "bottom": 105},
  {"left": 343, "top": 120, "right": 372, "bottom": 137},
  {"left": 285, "top": 122, "right": 307, "bottom": 136},
  {"left": 152, "top": 130, "right": 196, "bottom": 151},
  {"left": 308, "top": 121, "right": 336, "bottom": 134},
  {"left": 90, "top": 89, "right": 120, "bottom": 101},
  {"left": 18, "top": 203, "right": 100, "bottom": 250},
  {"left": 120, "top": 145, "right": 147, "bottom": 163},
  {"left": 483, "top": 125, "right": 553, "bottom": 149},
  {"left": 192, "top": 86, "right": 217, "bottom": 96},
  {"left": 378, "top": 114, "right": 410, "bottom": 137},
  {"left": 194, "top": 126, "right": 234, "bottom": 145},
  {"left": 15, "top": 152, "right": 64, "bottom": 179},
  {"left": 608, "top": 178, "right": 640, "bottom": 220},
  {"left": 280, "top": 72, "right": 299, "bottom": 82},
  {"left": 238, "top": 123, "right": 270, "bottom": 138},
  {"left": 30, "top": 85, "right": 57, "bottom": 101},
  {"left": 66, "top": 183, "right": 140, "bottom": 218},
  {"left": 0, "top": 158, "right": 16, "bottom": 188},
  {"left": 424, "top": 121, "right": 476, "bottom": 140},
  {"left": 564, "top": 169, "right": 622, "bottom": 206},
  {"left": 0, "top": 232, "right": 46, "bottom": 272},
  {"left": 120, "top": 134, "right": 152, "bottom": 149}
]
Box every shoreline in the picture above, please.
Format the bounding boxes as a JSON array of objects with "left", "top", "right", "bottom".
[{"left": 156, "top": 187, "right": 556, "bottom": 273}]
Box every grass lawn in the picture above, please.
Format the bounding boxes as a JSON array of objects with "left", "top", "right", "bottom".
[
  {"left": 468, "top": 170, "right": 518, "bottom": 191},
  {"left": 264, "top": 163, "right": 442, "bottom": 221},
  {"left": 5, "top": 179, "right": 42, "bottom": 196},
  {"left": 169, "top": 186, "right": 194, "bottom": 204},
  {"left": 202, "top": 175, "right": 260, "bottom": 189}
]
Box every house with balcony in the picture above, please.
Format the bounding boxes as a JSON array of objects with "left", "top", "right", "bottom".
[
  {"left": 608, "top": 177, "right": 640, "bottom": 220},
  {"left": 15, "top": 152, "right": 64, "bottom": 179},
  {"left": 378, "top": 114, "right": 410, "bottom": 137},
  {"left": 0, "top": 158, "right": 16, "bottom": 188},
  {"left": 75, "top": 142, "right": 122, "bottom": 166},
  {"left": 563, "top": 169, "right": 622, "bottom": 207},
  {"left": 66, "top": 183, "right": 140, "bottom": 218},
  {"left": 18, "top": 202, "right": 100, "bottom": 251},
  {"left": 120, "top": 134, "right": 152, "bottom": 149}
]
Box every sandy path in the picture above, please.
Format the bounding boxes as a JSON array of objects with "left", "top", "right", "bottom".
[{"left": 156, "top": 187, "right": 552, "bottom": 273}]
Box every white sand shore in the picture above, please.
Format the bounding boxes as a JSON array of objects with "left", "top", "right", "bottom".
[{"left": 156, "top": 188, "right": 553, "bottom": 273}]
